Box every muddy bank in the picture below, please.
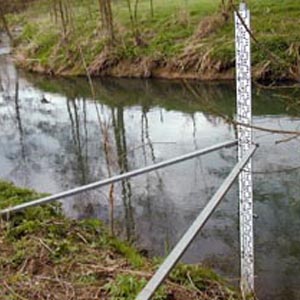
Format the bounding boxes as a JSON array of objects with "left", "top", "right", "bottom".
[
  {"left": 13, "top": 45, "right": 299, "bottom": 83},
  {"left": 14, "top": 53, "right": 236, "bottom": 81}
]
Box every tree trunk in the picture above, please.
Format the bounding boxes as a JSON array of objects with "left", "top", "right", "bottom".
[
  {"left": 0, "top": 6, "right": 13, "bottom": 42},
  {"left": 98, "top": 0, "right": 114, "bottom": 43},
  {"left": 150, "top": 0, "right": 154, "bottom": 18},
  {"left": 58, "top": 0, "right": 67, "bottom": 36}
]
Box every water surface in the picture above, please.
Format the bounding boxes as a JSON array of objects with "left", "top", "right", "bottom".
[{"left": 1, "top": 36, "right": 300, "bottom": 300}]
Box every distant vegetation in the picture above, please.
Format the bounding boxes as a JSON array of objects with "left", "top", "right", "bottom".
[{"left": 1, "top": 0, "right": 300, "bottom": 82}]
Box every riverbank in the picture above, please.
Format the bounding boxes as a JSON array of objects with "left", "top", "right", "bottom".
[
  {"left": 0, "top": 181, "right": 240, "bottom": 299},
  {"left": 4, "top": 0, "right": 300, "bottom": 83}
]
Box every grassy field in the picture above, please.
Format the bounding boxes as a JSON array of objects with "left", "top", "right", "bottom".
[
  {"left": 0, "top": 181, "right": 240, "bottom": 299},
  {"left": 6, "top": 0, "right": 300, "bottom": 82}
]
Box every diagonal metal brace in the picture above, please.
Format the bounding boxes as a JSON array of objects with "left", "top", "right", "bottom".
[{"left": 136, "top": 144, "right": 258, "bottom": 300}]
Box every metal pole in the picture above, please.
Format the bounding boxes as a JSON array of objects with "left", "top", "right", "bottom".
[
  {"left": 0, "top": 140, "right": 237, "bottom": 216},
  {"left": 136, "top": 145, "right": 258, "bottom": 300},
  {"left": 235, "top": 2, "right": 254, "bottom": 296}
]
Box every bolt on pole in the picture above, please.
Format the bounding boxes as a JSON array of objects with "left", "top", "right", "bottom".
[{"left": 235, "top": 2, "right": 254, "bottom": 297}]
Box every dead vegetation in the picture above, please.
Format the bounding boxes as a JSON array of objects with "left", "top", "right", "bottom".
[
  {"left": 0, "top": 181, "right": 240, "bottom": 300},
  {"left": 88, "top": 47, "right": 120, "bottom": 76}
]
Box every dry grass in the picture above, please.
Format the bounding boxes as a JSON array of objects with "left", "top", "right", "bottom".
[{"left": 0, "top": 181, "right": 240, "bottom": 300}]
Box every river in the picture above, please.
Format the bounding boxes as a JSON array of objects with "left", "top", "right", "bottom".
[{"left": 0, "top": 34, "right": 300, "bottom": 299}]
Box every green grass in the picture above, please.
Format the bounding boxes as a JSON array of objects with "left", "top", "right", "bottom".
[
  {"left": 104, "top": 274, "right": 167, "bottom": 300},
  {"left": 7, "top": 0, "right": 218, "bottom": 68},
  {"left": 6, "top": 0, "right": 300, "bottom": 81},
  {"left": 209, "top": 0, "right": 300, "bottom": 80}
]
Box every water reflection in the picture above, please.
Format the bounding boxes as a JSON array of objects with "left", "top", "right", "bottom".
[
  {"left": 1, "top": 36, "right": 300, "bottom": 300},
  {"left": 112, "top": 106, "right": 134, "bottom": 240}
]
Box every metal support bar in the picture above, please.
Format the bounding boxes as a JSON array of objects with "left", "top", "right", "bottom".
[
  {"left": 0, "top": 140, "right": 237, "bottom": 216},
  {"left": 135, "top": 144, "right": 258, "bottom": 300}
]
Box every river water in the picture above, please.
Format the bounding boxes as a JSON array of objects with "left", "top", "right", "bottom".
[{"left": 1, "top": 35, "right": 300, "bottom": 299}]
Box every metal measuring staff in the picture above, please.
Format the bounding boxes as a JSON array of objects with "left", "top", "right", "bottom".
[{"left": 235, "top": 2, "right": 254, "bottom": 296}]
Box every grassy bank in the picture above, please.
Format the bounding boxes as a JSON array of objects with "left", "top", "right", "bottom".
[
  {"left": 0, "top": 180, "right": 240, "bottom": 299},
  {"left": 5, "top": 0, "right": 300, "bottom": 82}
]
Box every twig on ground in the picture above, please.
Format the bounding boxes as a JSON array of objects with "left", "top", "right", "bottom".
[
  {"left": 3, "top": 281, "right": 29, "bottom": 300},
  {"left": 34, "top": 237, "right": 55, "bottom": 255}
]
